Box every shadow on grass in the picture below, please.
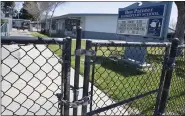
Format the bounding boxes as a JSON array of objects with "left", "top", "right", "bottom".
[
  {"left": 175, "top": 67, "right": 185, "bottom": 78},
  {"left": 175, "top": 59, "right": 185, "bottom": 78},
  {"left": 93, "top": 53, "right": 166, "bottom": 78},
  {"left": 147, "top": 54, "right": 163, "bottom": 63},
  {"left": 94, "top": 56, "right": 146, "bottom": 77},
  {"left": 168, "top": 91, "right": 185, "bottom": 101},
  {"left": 147, "top": 54, "right": 185, "bottom": 79}
]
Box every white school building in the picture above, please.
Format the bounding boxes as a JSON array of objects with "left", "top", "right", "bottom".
[{"left": 42, "top": 13, "right": 176, "bottom": 40}]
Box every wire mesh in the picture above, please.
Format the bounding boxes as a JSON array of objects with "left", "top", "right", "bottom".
[
  {"left": 88, "top": 43, "right": 170, "bottom": 115},
  {"left": 1, "top": 37, "right": 184, "bottom": 116},
  {"left": 1, "top": 39, "right": 63, "bottom": 115},
  {"left": 164, "top": 46, "right": 185, "bottom": 115}
]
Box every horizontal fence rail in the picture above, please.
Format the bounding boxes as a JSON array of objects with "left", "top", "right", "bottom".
[
  {"left": 91, "top": 40, "right": 171, "bottom": 47},
  {"left": 1, "top": 36, "right": 64, "bottom": 44}
]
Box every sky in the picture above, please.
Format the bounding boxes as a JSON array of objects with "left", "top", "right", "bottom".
[{"left": 15, "top": 2, "right": 178, "bottom": 24}]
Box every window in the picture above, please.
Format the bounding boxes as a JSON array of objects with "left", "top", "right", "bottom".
[
  {"left": 52, "top": 20, "right": 56, "bottom": 30},
  {"left": 65, "top": 19, "right": 80, "bottom": 31}
]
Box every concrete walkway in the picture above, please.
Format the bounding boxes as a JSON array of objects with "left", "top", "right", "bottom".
[{"left": 1, "top": 29, "right": 130, "bottom": 115}]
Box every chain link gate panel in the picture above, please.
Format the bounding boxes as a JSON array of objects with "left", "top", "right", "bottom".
[
  {"left": 1, "top": 36, "right": 71, "bottom": 115},
  {"left": 164, "top": 45, "right": 185, "bottom": 115},
  {"left": 81, "top": 40, "right": 184, "bottom": 116},
  {"left": 86, "top": 41, "right": 170, "bottom": 115},
  {"left": 1, "top": 34, "right": 185, "bottom": 116}
]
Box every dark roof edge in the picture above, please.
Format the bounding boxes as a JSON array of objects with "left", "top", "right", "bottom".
[{"left": 50, "top": 13, "right": 118, "bottom": 20}]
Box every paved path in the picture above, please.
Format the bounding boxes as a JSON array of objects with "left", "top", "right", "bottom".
[{"left": 2, "top": 29, "right": 130, "bottom": 115}]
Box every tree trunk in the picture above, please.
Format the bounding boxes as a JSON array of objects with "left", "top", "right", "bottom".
[
  {"left": 44, "top": 11, "right": 49, "bottom": 33},
  {"left": 37, "top": 19, "right": 38, "bottom": 32},
  {"left": 49, "top": 3, "right": 58, "bottom": 36},
  {"left": 175, "top": 2, "right": 185, "bottom": 56}
]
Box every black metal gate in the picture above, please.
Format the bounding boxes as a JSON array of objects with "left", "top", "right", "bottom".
[
  {"left": 80, "top": 38, "right": 184, "bottom": 115},
  {"left": 1, "top": 36, "right": 72, "bottom": 115},
  {"left": 1, "top": 27, "right": 185, "bottom": 116}
]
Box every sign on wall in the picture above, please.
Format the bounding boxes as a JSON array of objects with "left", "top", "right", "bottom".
[
  {"left": 118, "top": 5, "right": 165, "bottom": 18},
  {"left": 117, "top": 19, "right": 148, "bottom": 35},
  {"left": 117, "top": 2, "right": 172, "bottom": 39}
]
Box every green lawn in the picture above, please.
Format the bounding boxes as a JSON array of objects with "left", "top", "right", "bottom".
[{"left": 31, "top": 32, "right": 185, "bottom": 115}]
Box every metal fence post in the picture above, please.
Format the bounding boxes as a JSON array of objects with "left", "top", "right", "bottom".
[
  {"left": 90, "top": 45, "right": 97, "bottom": 112},
  {"left": 5, "top": 23, "right": 7, "bottom": 36},
  {"left": 157, "top": 38, "right": 179, "bottom": 115},
  {"left": 63, "top": 37, "right": 72, "bottom": 116},
  {"left": 82, "top": 40, "right": 92, "bottom": 115},
  {"left": 73, "top": 26, "right": 82, "bottom": 116},
  {"left": 59, "top": 38, "right": 67, "bottom": 116},
  {"left": 154, "top": 45, "right": 170, "bottom": 115}
]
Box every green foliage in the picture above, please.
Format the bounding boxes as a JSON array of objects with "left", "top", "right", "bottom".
[
  {"left": 1, "top": 1, "right": 15, "bottom": 9},
  {"left": 1, "top": 19, "right": 8, "bottom": 23},
  {"left": 1, "top": 1, "right": 15, "bottom": 17},
  {"left": 22, "top": 1, "right": 40, "bottom": 20},
  {"left": 19, "top": 8, "right": 34, "bottom": 20}
]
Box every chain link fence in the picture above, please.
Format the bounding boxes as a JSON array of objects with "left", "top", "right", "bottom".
[
  {"left": 164, "top": 45, "right": 185, "bottom": 115},
  {"left": 86, "top": 42, "right": 169, "bottom": 115},
  {"left": 1, "top": 36, "right": 69, "bottom": 115},
  {"left": 1, "top": 35, "right": 185, "bottom": 116},
  {"left": 84, "top": 40, "right": 185, "bottom": 116}
]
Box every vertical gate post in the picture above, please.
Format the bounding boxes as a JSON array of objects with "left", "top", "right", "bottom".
[
  {"left": 157, "top": 38, "right": 179, "bottom": 115},
  {"left": 59, "top": 37, "right": 69, "bottom": 116},
  {"left": 5, "top": 23, "right": 7, "bottom": 36},
  {"left": 154, "top": 45, "right": 170, "bottom": 115},
  {"left": 63, "top": 37, "right": 72, "bottom": 116},
  {"left": 73, "top": 26, "right": 82, "bottom": 116},
  {"left": 59, "top": 39, "right": 66, "bottom": 116},
  {"left": 82, "top": 40, "right": 92, "bottom": 115},
  {"left": 89, "top": 45, "right": 97, "bottom": 112}
]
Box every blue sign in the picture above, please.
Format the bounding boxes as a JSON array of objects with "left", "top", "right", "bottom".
[
  {"left": 117, "top": 2, "right": 173, "bottom": 68},
  {"left": 118, "top": 5, "right": 165, "bottom": 18},
  {"left": 117, "top": 2, "right": 173, "bottom": 39},
  {"left": 147, "top": 18, "right": 163, "bottom": 37}
]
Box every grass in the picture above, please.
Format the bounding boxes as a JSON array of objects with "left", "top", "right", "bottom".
[{"left": 31, "top": 32, "right": 185, "bottom": 115}]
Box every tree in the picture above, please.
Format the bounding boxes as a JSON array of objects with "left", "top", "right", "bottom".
[
  {"left": 19, "top": 8, "right": 35, "bottom": 20},
  {"left": 23, "top": 1, "right": 43, "bottom": 31},
  {"left": 1, "top": 1, "right": 15, "bottom": 17},
  {"left": 22, "top": 1, "right": 65, "bottom": 33},
  {"left": 37, "top": 2, "right": 57, "bottom": 33},
  {"left": 23, "top": 1, "right": 40, "bottom": 20},
  {"left": 169, "top": 19, "right": 177, "bottom": 29},
  {"left": 175, "top": 2, "right": 185, "bottom": 56},
  {"left": 48, "top": 2, "right": 65, "bottom": 36},
  {"left": 12, "top": 9, "right": 18, "bottom": 18},
  {"left": 23, "top": 2, "right": 58, "bottom": 32},
  {"left": 1, "top": 1, "right": 15, "bottom": 10}
]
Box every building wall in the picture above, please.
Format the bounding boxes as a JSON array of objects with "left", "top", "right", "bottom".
[
  {"left": 43, "top": 15, "right": 124, "bottom": 40},
  {"left": 41, "top": 14, "right": 177, "bottom": 40},
  {"left": 46, "top": 15, "right": 123, "bottom": 40},
  {"left": 80, "top": 17, "right": 86, "bottom": 29},
  {"left": 57, "top": 19, "right": 65, "bottom": 30},
  {"left": 84, "top": 15, "right": 118, "bottom": 33},
  {"left": 56, "top": 17, "right": 86, "bottom": 37},
  {"left": 82, "top": 15, "right": 124, "bottom": 40},
  {"left": 56, "top": 19, "right": 65, "bottom": 37}
]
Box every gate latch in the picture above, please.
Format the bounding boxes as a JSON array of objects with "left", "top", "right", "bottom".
[
  {"left": 75, "top": 49, "right": 96, "bottom": 56},
  {"left": 56, "top": 93, "right": 91, "bottom": 108}
]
